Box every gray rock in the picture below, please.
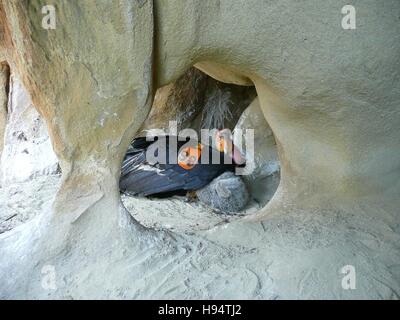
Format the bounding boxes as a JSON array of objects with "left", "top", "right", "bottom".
[
  {"left": 196, "top": 171, "right": 249, "bottom": 214},
  {"left": 233, "top": 98, "right": 280, "bottom": 206}
]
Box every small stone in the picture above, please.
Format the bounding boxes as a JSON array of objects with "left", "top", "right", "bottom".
[{"left": 196, "top": 172, "right": 249, "bottom": 214}]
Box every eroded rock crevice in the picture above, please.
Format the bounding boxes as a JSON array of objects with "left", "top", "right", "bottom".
[{"left": 0, "top": 61, "right": 9, "bottom": 162}]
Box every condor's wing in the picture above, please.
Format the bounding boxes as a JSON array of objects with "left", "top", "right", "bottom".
[
  {"left": 120, "top": 162, "right": 204, "bottom": 196},
  {"left": 119, "top": 135, "right": 232, "bottom": 196},
  {"left": 120, "top": 136, "right": 161, "bottom": 178}
]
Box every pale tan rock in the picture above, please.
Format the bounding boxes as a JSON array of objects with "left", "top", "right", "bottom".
[
  {"left": 2, "top": 0, "right": 155, "bottom": 218},
  {"left": 155, "top": 0, "right": 400, "bottom": 206}
]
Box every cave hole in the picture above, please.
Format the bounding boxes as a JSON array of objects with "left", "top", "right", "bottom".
[{"left": 120, "top": 67, "right": 281, "bottom": 232}]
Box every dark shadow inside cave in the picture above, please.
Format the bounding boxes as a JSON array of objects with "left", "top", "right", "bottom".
[{"left": 120, "top": 67, "right": 281, "bottom": 231}]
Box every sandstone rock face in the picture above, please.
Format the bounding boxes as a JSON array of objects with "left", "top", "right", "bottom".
[
  {"left": 0, "top": 0, "right": 399, "bottom": 299},
  {"left": 0, "top": 0, "right": 157, "bottom": 297},
  {"left": 1, "top": 0, "right": 155, "bottom": 218},
  {"left": 0, "top": 75, "right": 58, "bottom": 185},
  {"left": 234, "top": 98, "right": 280, "bottom": 205},
  {"left": 155, "top": 0, "right": 400, "bottom": 203}
]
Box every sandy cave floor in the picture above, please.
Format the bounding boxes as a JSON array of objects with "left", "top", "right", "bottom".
[
  {"left": 0, "top": 175, "right": 61, "bottom": 234},
  {"left": 1, "top": 175, "right": 399, "bottom": 299},
  {"left": 0, "top": 175, "right": 261, "bottom": 235}
]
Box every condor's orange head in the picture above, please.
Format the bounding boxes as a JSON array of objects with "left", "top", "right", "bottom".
[{"left": 178, "top": 143, "right": 203, "bottom": 170}]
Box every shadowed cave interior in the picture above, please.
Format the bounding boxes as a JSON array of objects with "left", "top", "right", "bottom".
[{"left": 120, "top": 67, "right": 281, "bottom": 232}]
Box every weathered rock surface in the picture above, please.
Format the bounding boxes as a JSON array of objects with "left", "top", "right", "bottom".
[
  {"left": 0, "top": 75, "right": 59, "bottom": 186},
  {"left": 0, "top": 0, "right": 399, "bottom": 299},
  {"left": 0, "top": 62, "right": 9, "bottom": 159},
  {"left": 234, "top": 98, "right": 280, "bottom": 205}
]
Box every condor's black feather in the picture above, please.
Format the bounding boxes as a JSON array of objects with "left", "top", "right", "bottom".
[{"left": 119, "top": 135, "right": 238, "bottom": 197}]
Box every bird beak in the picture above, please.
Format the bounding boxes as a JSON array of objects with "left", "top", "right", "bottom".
[{"left": 178, "top": 144, "right": 203, "bottom": 170}]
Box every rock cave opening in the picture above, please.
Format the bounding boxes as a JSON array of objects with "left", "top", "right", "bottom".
[
  {"left": 120, "top": 67, "right": 281, "bottom": 232},
  {"left": 0, "top": 66, "right": 281, "bottom": 235}
]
